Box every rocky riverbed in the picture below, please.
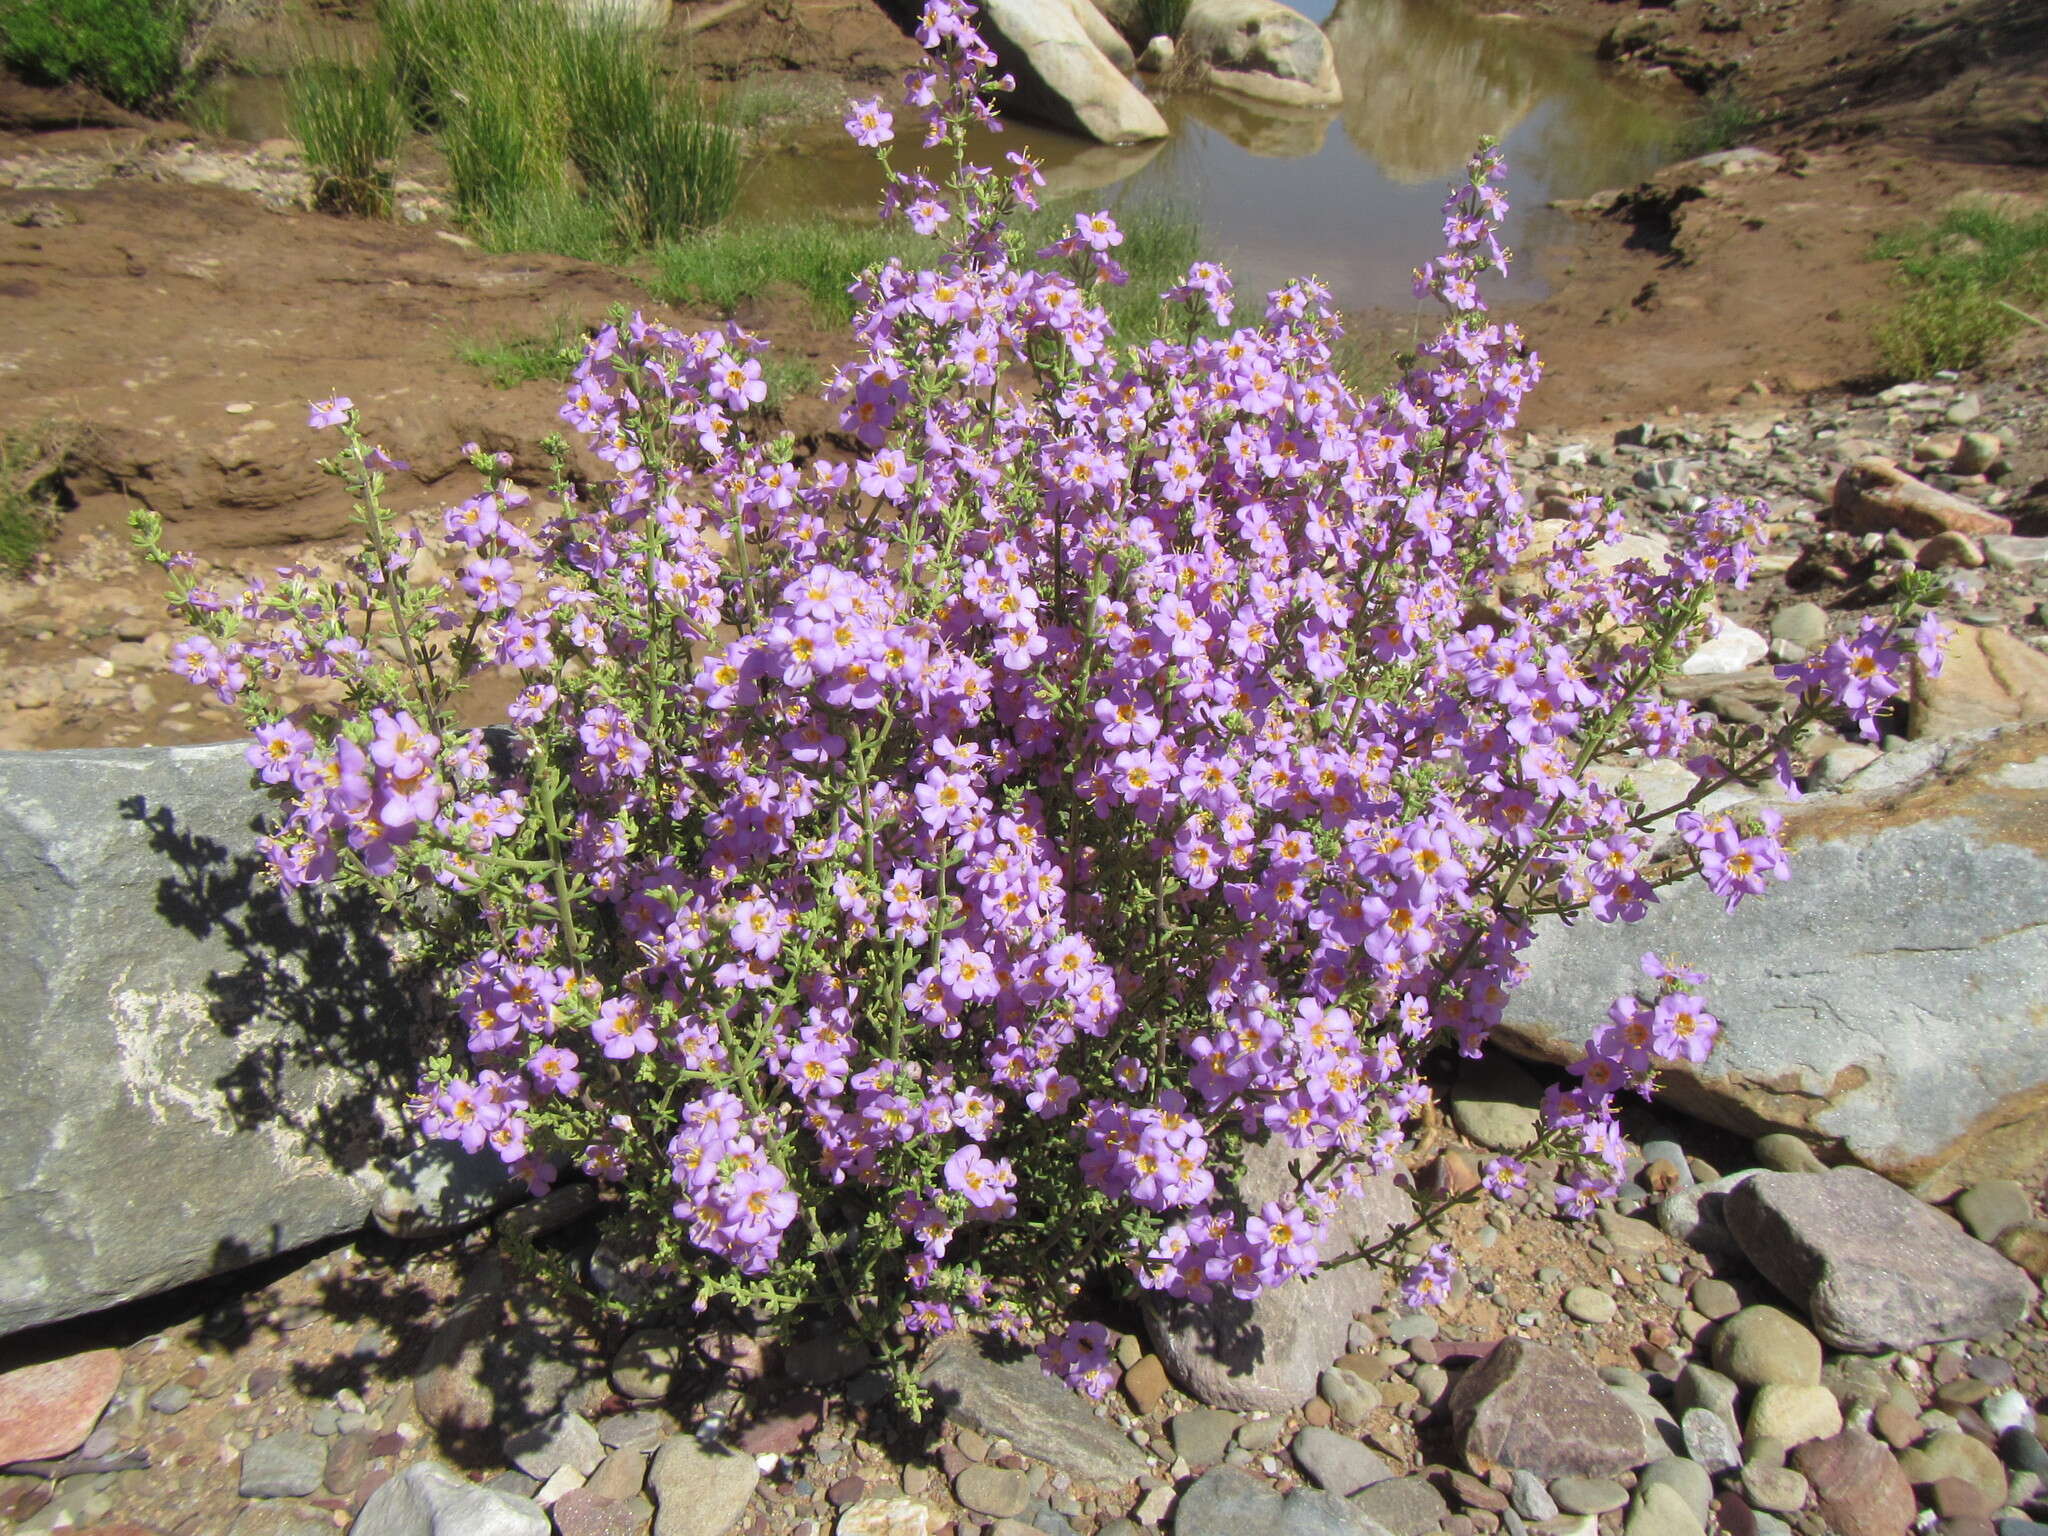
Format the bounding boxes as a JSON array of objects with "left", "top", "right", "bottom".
[{"left": 6, "top": 1055, "right": 2048, "bottom": 1536}]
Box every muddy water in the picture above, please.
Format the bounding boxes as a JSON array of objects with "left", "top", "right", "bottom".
[{"left": 739, "top": 0, "right": 1680, "bottom": 310}]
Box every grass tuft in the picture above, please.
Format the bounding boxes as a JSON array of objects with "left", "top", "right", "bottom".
[
  {"left": 288, "top": 52, "right": 406, "bottom": 218},
  {"left": 650, "top": 219, "right": 932, "bottom": 324},
  {"left": 1871, "top": 203, "right": 2048, "bottom": 378},
  {"left": 0, "top": 0, "right": 192, "bottom": 110},
  {"left": 0, "top": 423, "right": 76, "bottom": 576},
  {"left": 455, "top": 315, "right": 590, "bottom": 390},
  {"left": 1666, "top": 90, "right": 1761, "bottom": 160}
]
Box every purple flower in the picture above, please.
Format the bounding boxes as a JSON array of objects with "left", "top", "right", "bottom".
[{"left": 307, "top": 396, "right": 352, "bottom": 429}]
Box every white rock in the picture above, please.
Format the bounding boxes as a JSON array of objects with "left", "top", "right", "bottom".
[{"left": 1680, "top": 621, "right": 1769, "bottom": 676}]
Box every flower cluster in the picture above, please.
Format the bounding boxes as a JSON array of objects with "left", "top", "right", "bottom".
[{"left": 139, "top": 0, "right": 1942, "bottom": 1402}]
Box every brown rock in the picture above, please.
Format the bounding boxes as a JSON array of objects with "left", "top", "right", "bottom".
[
  {"left": 1425, "top": 1148, "right": 1482, "bottom": 1199},
  {"left": 551, "top": 1488, "right": 654, "bottom": 1536},
  {"left": 1996, "top": 1222, "right": 2048, "bottom": 1278},
  {"left": 1929, "top": 1476, "right": 1996, "bottom": 1521},
  {"left": 1446, "top": 1468, "right": 1508, "bottom": 1511},
  {"left": 1873, "top": 1399, "right": 1922, "bottom": 1450},
  {"left": 1831, "top": 458, "right": 2013, "bottom": 539},
  {"left": 1121, "top": 1354, "right": 1170, "bottom": 1414},
  {"left": 0, "top": 1348, "right": 123, "bottom": 1464},
  {"left": 323, "top": 1430, "right": 375, "bottom": 1497},
  {"left": 739, "top": 1395, "right": 822, "bottom": 1457},
  {"left": 1446, "top": 1338, "right": 1652, "bottom": 1478},
  {"left": 1911, "top": 626, "right": 2048, "bottom": 741},
  {"left": 1301, "top": 1395, "right": 1332, "bottom": 1427},
  {"left": 1793, "top": 1428, "right": 1917, "bottom": 1536}
]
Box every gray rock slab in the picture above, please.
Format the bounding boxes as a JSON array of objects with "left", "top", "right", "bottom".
[
  {"left": 1346, "top": 1475, "right": 1449, "bottom": 1536},
  {"left": 1448, "top": 1339, "right": 1655, "bottom": 1477},
  {"left": 1497, "top": 722, "right": 2048, "bottom": 1199},
  {"left": 1726, "top": 1168, "right": 2036, "bottom": 1351},
  {"left": 1174, "top": 1466, "right": 1281, "bottom": 1535},
  {"left": 921, "top": 1334, "right": 1150, "bottom": 1484},
  {"left": 372, "top": 1139, "right": 527, "bottom": 1240},
  {"left": 1291, "top": 1425, "right": 1391, "bottom": 1496},
  {"left": 975, "top": 0, "right": 1168, "bottom": 144},
  {"left": 1145, "top": 1152, "right": 1409, "bottom": 1412},
  {"left": 0, "top": 743, "right": 422, "bottom": 1337},
  {"left": 348, "top": 1458, "right": 549, "bottom": 1535}
]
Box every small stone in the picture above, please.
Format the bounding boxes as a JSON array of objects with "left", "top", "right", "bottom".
[
  {"left": 239, "top": 1432, "right": 327, "bottom": 1498},
  {"left": 1874, "top": 1397, "right": 1922, "bottom": 1449},
  {"left": 1447, "top": 1338, "right": 1654, "bottom": 1478},
  {"left": 1637, "top": 1459, "right": 1713, "bottom": 1524},
  {"left": 1624, "top": 1482, "right": 1704, "bottom": 1536},
  {"left": 648, "top": 1434, "right": 760, "bottom": 1536},
  {"left": 1747, "top": 1385, "right": 1843, "bottom": 1449},
  {"left": 1680, "top": 1407, "right": 1741, "bottom": 1475},
  {"left": 601, "top": 1412, "right": 671, "bottom": 1452},
  {"left": 1449, "top": 1058, "right": 1544, "bottom": 1151},
  {"left": 1509, "top": 1470, "right": 1557, "bottom": 1521},
  {"left": 1121, "top": 1355, "right": 1170, "bottom": 1415},
  {"left": 955, "top": 1464, "right": 1031, "bottom": 1519},
  {"left": 552, "top": 1489, "right": 658, "bottom": 1536},
  {"left": 1564, "top": 1288, "right": 1617, "bottom": 1325},
  {"left": 350, "top": 1459, "right": 549, "bottom": 1536},
  {"left": 505, "top": 1411, "right": 605, "bottom": 1481},
  {"left": 1753, "top": 1135, "right": 1827, "bottom": 1175},
  {"left": 1953, "top": 432, "right": 2004, "bottom": 475},
  {"left": 1549, "top": 1476, "right": 1630, "bottom": 1515},
  {"left": 1171, "top": 1408, "right": 1244, "bottom": 1468},
  {"left": 1173, "top": 1466, "right": 1280, "bottom": 1535},
  {"left": 1900, "top": 1431, "right": 2009, "bottom": 1505},
  {"left": 1292, "top": 1425, "right": 1391, "bottom": 1496},
  {"left": 1930, "top": 1476, "right": 1998, "bottom": 1522},
  {"left": 786, "top": 1335, "right": 874, "bottom": 1386},
  {"left": 835, "top": 1499, "right": 931, "bottom": 1536},
  {"left": 1793, "top": 1428, "right": 1918, "bottom": 1536},
  {"left": 586, "top": 1449, "right": 650, "bottom": 1502},
  {"left": 1995, "top": 1223, "right": 2048, "bottom": 1280},
  {"left": 1957, "top": 1184, "right": 2034, "bottom": 1245},
  {"left": 1741, "top": 1462, "right": 1810, "bottom": 1514},
  {"left": 1320, "top": 1368, "right": 1380, "bottom": 1425},
  {"left": 0, "top": 1350, "right": 123, "bottom": 1464},
  {"left": 1690, "top": 1280, "right": 1740, "bottom": 1321},
  {"left": 1918, "top": 531, "right": 1987, "bottom": 570},
  {"left": 1981, "top": 1389, "right": 2034, "bottom": 1436},
  {"left": 149, "top": 1383, "right": 192, "bottom": 1414},
  {"left": 1711, "top": 1307, "right": 1823, "bottom": 1390},
  {"left": 1348, "top": 1473, "right": 1451, "bottom": 1536},
  {"left": 612, "top": 1330, "right": 692, "bottom": 1403}
]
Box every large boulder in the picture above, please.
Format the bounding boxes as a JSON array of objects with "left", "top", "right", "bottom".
[
  {"left": 1497, "top": 722, "right": 2048, "bottom": 1199},
  {"left": 1144, "top": 1145, "right": 1410, "bottom": 1411},
  {"left": 977, "top": 0, "right": 1169, "bottom": 144},
  {"left": 0, "top": 744, "right": 425, "bottom": 1336},
  {"left": 1179, "top": 0, "right": 1342, "bottom": 109}
]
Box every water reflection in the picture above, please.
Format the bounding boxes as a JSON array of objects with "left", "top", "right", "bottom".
[{"left": 738, "top": 0, "right": 1677, "bottom": 310}]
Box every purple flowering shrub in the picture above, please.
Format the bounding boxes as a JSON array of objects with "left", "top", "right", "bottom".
[{"left": 135, "top": 0, "right": 1945, "bottom": 1404}]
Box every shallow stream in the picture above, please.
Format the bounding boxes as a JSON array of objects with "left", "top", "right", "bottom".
[{"left": 740, "top": 0, "right": 1682, "bottom": 310}]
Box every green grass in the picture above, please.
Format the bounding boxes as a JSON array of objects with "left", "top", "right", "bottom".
[
  {"left": 288, "top": 53, "right": 407, "bottom": 218},
  {"left": 650, "top": 218, "right": 932, "bottom": 324},
  {"left": 355, "top": 0, "right": 738, "bottom": 256},
  {"left": 0, "top": 424, "right": 74, "bottom": 576},
  {"left": 1665, "top": 89, "right": 1761, "bottom": 159},
  {"left": 1135, "top": 0, "right": 1189, "bottom": 41},
  {"left": 455, "top": 315, "right": 589, "bottom": 389},
  {"left": 1033, "top": 197, "right": 1202, "bottom": 343},
  {"left": 760, "top": 352, "right": 822, "bottom": 415},
  {"left": 1871, "top": 203, "right": 2048, "bottom": 378},
  {"left": 0, "top": 0, "right": 192, "bottom": 110}
]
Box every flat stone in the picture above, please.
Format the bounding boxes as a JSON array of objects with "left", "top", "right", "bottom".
[
  {"left": 1497, "top": 723, "right": 2048, "bottom": 1199},
  {"left": 1278, "top": 1485, "right": 1391, "bottom": 1535},
  {"left": 371, "top": 1140, "right": 526, "bottom": 1240},
  {"left": 1549, "top": 1477, "right": 1630, "bottom": 1515},
  {"left": 1144, "top": 1154, "right": 1409, "bottom": 1412},
  {"left": 239, "top": 1431, "right": 326, "bottom": 1498},
  {"left": 835, "top": 1499, "right": 932, "bottom": 1536},
  {"left": 921, "top": 1335, "right": 1149, "bottom": 1483},
  {"left": 1997, "top": 1222, "right": 2048, "bottom": 1279},
  {"left": 1754, "top": 1135, "right": 1828, "bottom": 1175},
  {"left": 612, "top": 1330, "right": 692, "bottom": 1403},
  {"left": 1564, "top": 1288, "right": 1617, "bottom": 1325},
  {"left": 349, "top": 1458, "right": 550, "bottom": 1536},
  {"left": 1957, "top": 1183, "right": 2034, "bottom": 1244},
  {"left": 1173, "top": 1466, "right": 1281, "bottom": 1536},
  {"left": 1122, "top": 1354, "right": 1169, "bottom": 1414},
  {"left": 1346, "top": 1474, "right": 1448, "bottom": 1536},
  {"left": 1899, "top": 1431, "right": 2008, "bottom": 1505},
  {"left": 505, "top": 1411, "right": 605, "bottom": 1481},
  {"left": 551, "top": 1490, "right": 657, "bottom": 1536},
  {"left": 1741, "top": 1460, "right": 1811, "bottom": 1514},
  {"left": 1625, "top": 1482, "right": 1704, "bottom": 1536},
  {"left": 1291, "top": 1426, "right": 1391, "bottom": 1496},
  {"left": 1510, "top": 1468, "right": 1557, "bottom": 1520},
  {"left": 1448, "top": 1339, "right": 1653, "bottom": 1477},
  {"left": 1746, "top": 1384, "right": 1842, "bottom": 1448},
  {"left": 1725, "top": 1169, "right": 2036, "bottom": 1351},
  {"left": 1170, "top": 1408, "right": 1244, "bottom": 1468},
  {"left": 1912, "top": 628, "right": 2048, "bottom": 740},
  {"left": 1793, "top": 1428, "right": 1917, "bottom": 1536},
  {"left": 0, "top": 747, "right": 425, "bottom": 1335},
  {"left": 0, "top": 1349, "right": 122, "bottom": 1463},
  {"left": 955, "top": 1464, "right": 1032, "bottom": 1519},
  {"left": 647, "top": 1435, "right": 759, "bottom": 1536},
  {"left": 1831, "top": 457, "right": 2012, "bottom": 539}
]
